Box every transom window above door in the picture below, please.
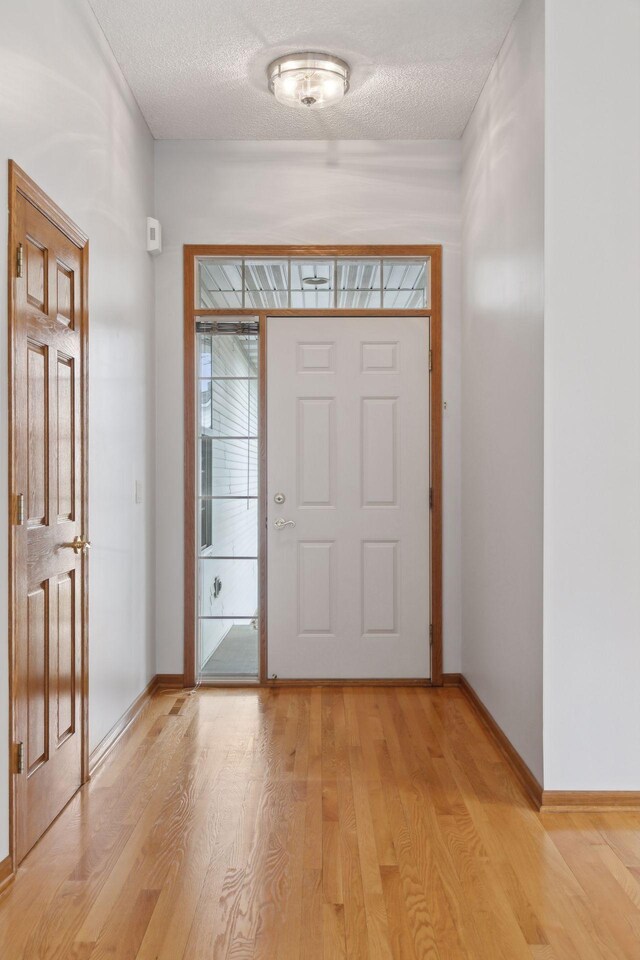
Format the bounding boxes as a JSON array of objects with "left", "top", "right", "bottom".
[{"left": 195, "top": 256, "right": 430, "bottom": 310}]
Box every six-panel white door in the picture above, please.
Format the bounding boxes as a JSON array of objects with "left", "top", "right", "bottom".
[{"left": 267, "top": 316, "right": 430, "bottom": 679}]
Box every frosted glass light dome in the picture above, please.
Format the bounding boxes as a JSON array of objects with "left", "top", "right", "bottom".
[{"left": 267, "top": 53, "right": 350, "bottom": 110}]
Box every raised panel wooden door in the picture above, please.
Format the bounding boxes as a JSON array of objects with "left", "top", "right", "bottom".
[
  {"left": 267, "top": 316, "right": 430, "bottom": 679},
  {"left": 12, "top": 187, "right": 86, "bottom": 863}
]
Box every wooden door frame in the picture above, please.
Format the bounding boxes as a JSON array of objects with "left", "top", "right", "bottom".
[
  {"left": 7, "top": 161, "right": 90, "bottom": 872},
  {"left": 183, "top": 244, "right": 443, "bottom": 687}
]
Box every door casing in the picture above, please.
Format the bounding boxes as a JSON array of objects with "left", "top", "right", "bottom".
[
  {"left": 183, "top": 245, "right": 443, "bottom": 687},
  {"left": 7, "top": 161, "right": 90, "bottom": 871}
]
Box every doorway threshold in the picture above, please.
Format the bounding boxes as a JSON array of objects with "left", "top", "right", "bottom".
[{"left": 197, "top": 676, "right": 260, "bottom": 687}]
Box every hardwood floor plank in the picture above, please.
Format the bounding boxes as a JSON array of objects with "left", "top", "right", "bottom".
[
  {"left": 133, "top": 749, "right": 244, "bottom": 959},
  {"left": 1, "top": 687, "right": 640, "bottom": 960},
  {"left": 333, "top": 693, "right": 369, "bottom": 958},
  {"left": 159, "top": 777, "right": 248, "bottom": 960},
  {"left": 349, "top": 744, "right": 394, "bottom": 959},
  {"left": 379, "top": 864, "right": 422, "bottom": 960},
  {"left": 323, "top": 902, "right": 347, "bottom": 960},
  {"left": 300, "top": 869, "right": 324, "bottom": 960},
  {"left": 378, "top": 758, "right": 460, "bottom": 960},
  {"left": 322, "top": 820, "right": 343, "bottom": 906}
]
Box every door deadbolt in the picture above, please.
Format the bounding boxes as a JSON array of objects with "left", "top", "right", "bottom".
[{"left": 274, "top": 492, "right": 285, "bottom": 504}]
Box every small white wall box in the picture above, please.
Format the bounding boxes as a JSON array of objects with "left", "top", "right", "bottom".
[{"left": 146, "top": 217, "right": 162, "bottom": 255}]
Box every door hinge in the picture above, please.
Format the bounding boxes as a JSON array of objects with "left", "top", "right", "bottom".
[
  {"left": 15, "top": 493, "right": 25, "bottom": 525},
  {"left": 429, "top": 624, "right": 433, "bottom": 647},
  {"left": 16, "top": 742, "right": 25, "bottom": 775},
  {"left": 428, "top": 349, "right": 432, "bottom": 372},
  {"left": 16, "top": 243, "right": 24, "bottom": 279},
  {"left": 429, "top": 487, "right": 433, "bottom": 509}
]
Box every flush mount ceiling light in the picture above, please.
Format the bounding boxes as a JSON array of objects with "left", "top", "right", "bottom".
[{"left": 267, "top": 53, "right": 350, "bottom": 110}]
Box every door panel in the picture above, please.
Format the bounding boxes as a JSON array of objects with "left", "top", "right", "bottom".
[
  {"left": 56, "top": 261, "right": 74, "bottom": 327},
  {"left": 12, "top": 182, "right": 87, "bottom": 863},
  {"left": 361, "top": 397, "right": 397, "bottom": 505},
  {"left": 26, "top": 584, "right": 49, "bottom": 771},
  {"left": 297, "top": 397, "right": 335, "bottom": 506},
  {"left": 56, "top": 571, "right": 76, "bottom": 743},
  {"left": 56, "top": 355, "right": 75, "bottom": 520},
  {"left": 298, "top": 541, "right": 335, "bottom": 636},
  {"left": 362, "top": 540, "right": 398, "bottom": 635},
  {"left": 267, "top": 316, "right": 430, "bottom": 680},
  {"left": 26, "top": 237, "right": 47, "bottom": 312}
]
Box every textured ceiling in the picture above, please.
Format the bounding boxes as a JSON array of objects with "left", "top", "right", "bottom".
[{"left": 88, "top": 0, "right": 522, "bottom": 140}]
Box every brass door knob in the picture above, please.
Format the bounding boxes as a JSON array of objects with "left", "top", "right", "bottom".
[{"left": 64, "top": 536, "right": 91, "bottom": 554}]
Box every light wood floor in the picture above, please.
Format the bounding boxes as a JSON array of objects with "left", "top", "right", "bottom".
[{"left": 1, "top": 687, "right": 640, "bottom": 959}]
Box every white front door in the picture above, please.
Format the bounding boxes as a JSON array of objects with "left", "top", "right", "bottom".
[{"left": 267, "top": 316, "right": 430, "bottom": 679}]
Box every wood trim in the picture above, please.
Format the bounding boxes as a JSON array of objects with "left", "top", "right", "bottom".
[
  {"left": 80, "top": 217, "right": 90, "bottom": 786},
  {"left": 259, "top": 313, "right": 268, "bottom": 681},
  {"left": 0, "top": 855, "right": 14, "bottom": 897},
  {"left": 197, "top": 680, "right": 260, "bottom": 688},
  {"left": 424, "top": 676, "right": 640, "bottom": 813},
  {"left": 195, "top": 309, "right": 433, "bottom": 317},
  {"left": 183, "top": 244, "right": 443, "bottom": 687},
  {"left": 7, "top": 160, "right": 17, "bottom": 881},
  {"left": 429, "top": 246, "right": 443, "bottom": 685},
  {"left": 441, "top": 672, "right": 462, "bottom": 687},
  {"left": 88, "top": 676, "right": 158, "bottom": 777},
  {"left": 458, "top": 675, "right": 543, "bottom": 810},
  {"left": 195, "top": 678, "right": 432, "bottom": 688},
  {"left": 156, "top": 673, "right": 185, "bottom": 689},
  {"left": 540, "top": 792, "right": 640, "bottom": 812},
  {"left": 186, "top": 244, "right": 441, "bottom": 258},
  {"left": 9, "top": 163, "right": 88, "bottom": 248},
  {"left": 7, "top": 161, "right": 90, "bottom": 873},
  {"left": 183, "top": 245, "right": 197, "bottom": 687},
  {"left": 87, "top": 674, "right": 183, "bottom": 776},
  {"left": 266, "top": 678, "right": 435, "bottom": 688}
]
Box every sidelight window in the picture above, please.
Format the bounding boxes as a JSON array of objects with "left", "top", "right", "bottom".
[{"left": 196, "top": 322, "right": 259, "bottom": 680}]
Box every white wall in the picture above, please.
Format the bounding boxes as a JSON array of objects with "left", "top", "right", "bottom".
[
  {"left": 461, "top": 0, "right": 545, "bottom": 782},
  {"left": 544, "top": 0, "right": 640, "bottom": 789},
  {"left": 0, "top": 0, "right": 156, "bottom": 859},
  {"left": 154, "top": 139, "right": 462, "bottom": 676}
]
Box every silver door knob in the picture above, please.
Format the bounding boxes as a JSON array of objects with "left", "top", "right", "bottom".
[{"left": 274, "top": 517, "right": 296, "bottom": 529}]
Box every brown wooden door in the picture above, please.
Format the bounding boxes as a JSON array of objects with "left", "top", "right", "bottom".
[{"left": 10, "top": 166, "right": 88, "bottom": 864}]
